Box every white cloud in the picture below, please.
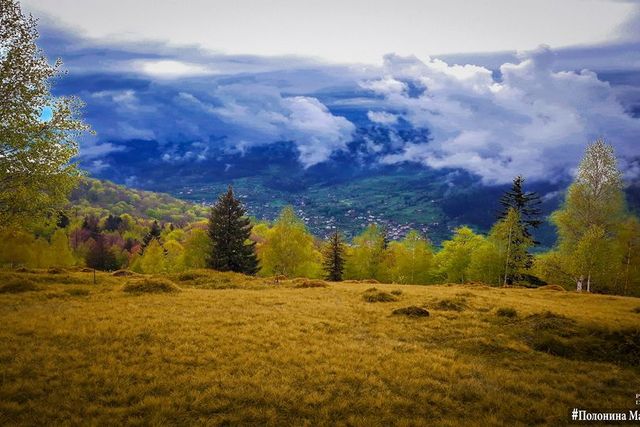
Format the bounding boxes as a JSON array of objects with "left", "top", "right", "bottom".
[
  {"left": 182, "top": 85, "right": 355, "bottom": 167},
  {"left": 133, "top": 60, "right": 215, "bottom": 78},
  {"left": 363, "top": 47, "right": 640, "bottom": 184},
  {"left": 367, "top": 111, "right": 399, "bottom": 125}
]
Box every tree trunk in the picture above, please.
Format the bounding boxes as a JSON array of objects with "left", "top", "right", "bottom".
[
  {"left": 586, "top": 272, "right": 591, "bottom": 292},
  {"left": 503, "top": 223, "right": 514, "bottom": 286}
]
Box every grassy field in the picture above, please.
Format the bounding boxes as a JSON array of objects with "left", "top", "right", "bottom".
[{"left": 1, "top": 269, "right": 639, "bottom": 426}]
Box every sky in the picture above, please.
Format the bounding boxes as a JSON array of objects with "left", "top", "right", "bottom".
[
  {"left": 22, "top": 0, "right": 639, "bottom": 64},
  {"left": 17, "top": 0, "right": 640, "bottom": 186}
]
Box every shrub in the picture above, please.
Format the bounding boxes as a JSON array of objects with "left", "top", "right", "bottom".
[
  {"left": 496, "top": 307, "right": 517, "bottom": 318},
  {"left": 123, "top": 278, "right": 181, "bottom": 294},
  {"left": 363, "top": 288, "right": 397, "bottom": 303},
  {"left": 0, "top": 278, "right": 39, "bottom": 293},
  {"left": 392, "top": 306, "right": 429, "bottom": 317},
  {"left": 433, "top": 298, "right": 467, "bottom": 312}
]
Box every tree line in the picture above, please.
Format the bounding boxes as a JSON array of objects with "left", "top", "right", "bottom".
[{"left": 1, "top": 0, "right": 638, "bottom": 294}]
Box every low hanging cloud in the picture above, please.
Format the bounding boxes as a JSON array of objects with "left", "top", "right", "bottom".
[
  {"left": 179, "top": 84, "right": 355, "bottom": 167},
  {"left": 362, "top": 46, "right": 640, "bottom": 184}
]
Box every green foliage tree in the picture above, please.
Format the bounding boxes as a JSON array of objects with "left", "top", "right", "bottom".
[
  {"left": 163, "top": 240, "right": 184, "bottom": 273},
  {"left": 550, "top": 139, "right": 629, "bottom": 292},
  {"left": 435, "top": 226, "right": 484, "bottom": 283},
  {"left": 385, "top": 230, "right": 434, "bottom": 284},
  {"left": 259, "top": 206, "right": 320, "bottom": 278},
  {"left": 207, "top": 186, "right": 258, "bottom": 274},
  {"left": 182, "top": 228, "right": 210, "bottom": 269},
  {"left": 139, "top": 239, "right": 166, "bottom": 274},
  {"left": 467, "top": 241, "right": 503, "bottom": 285},
  {"left": 490, "top": 208, "right": 533, "bottom": 285},
  {"left": 0, "top": 0, "right": 89, "bottom": 228},
  {"left": 322, "top": 231, "right": 346, "bottom": 281},
  {"left": 344, "top": 224, "right": 386, "bottom": 281},
  {"left": 49, "top": 229, "right": 74, "bottom": 267}
]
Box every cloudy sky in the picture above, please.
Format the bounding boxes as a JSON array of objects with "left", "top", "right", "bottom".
[{"left": 19, "top": 0, "right": 640, "bottom": 185}]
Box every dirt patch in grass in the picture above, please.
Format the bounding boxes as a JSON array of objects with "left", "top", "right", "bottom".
[
  {"left": 496, "top": 307, "right": 517, "bottom": 318},
  {"left": 0, "top": 278, "right": 40, "bottom": 293},
  {"left": 392, "top": 306, "right": 429, "bottom": 318},
  {"left": 537, "top": 284, "right": 566, "bottom": 292},
  {"left": 123, "top": 278, "right": 181, "bottom": 294},
  {"left": 363, "top": 288, "right": 397, "bottom": 303},
  {"left": 112, "top": 270, "right": 137, "bottom": 277},
  {"left": 432, "top": 297, "right": 468, "bottom": 312},
  {"left": 295, "top": 280, "right": 328, "bottom": 288}
]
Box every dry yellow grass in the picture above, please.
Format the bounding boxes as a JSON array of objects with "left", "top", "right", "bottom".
[{"left": 1, "top": 269, "right": 639, "bottom": 426}]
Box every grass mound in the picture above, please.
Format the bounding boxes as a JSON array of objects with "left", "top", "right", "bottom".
[
  {"left": 392, "top": 306, "right": 429, "bottom": 318},
  {"left": 123, "top": 278, "right": 181, "bottom": 294},
  {"left": 80, "top": 268, "right": 94, "bottom": 273},
  {"left": 0, "top": 278, "right": 40, "bottom": 293},
  {"left": 632, "top": 307, "right": 640, "bottom": 314},
  {"left": 176, "top": 270, "right": 210, "bottom": 281},
  {"left": 47, "top": 267, "right": 65, "bottom": 274},
  {"left": 65, "top": 288, "right": 91, "bottom": 297},
  {"left": 390, "top": 289, "right": 403, "bottom": 296},
  {"left": 537, "top": 284, "right": 565, "bottom": 291},
  {"left": 496, "top": 307, "right": 517, "bottom": 318},
  {"left": 363, "top": 288, "right": 397, "bottom": 303},
  {"left": 433, "top": 297, "right": 467, "bottom": 312},
  {"left": 295, "top": 280, "right": 328, "bottom": 288},
  {"left": 112, "top": 269, "right": 137, "bottom": 277},
  {"left": 14, "top": 267, "right": 30, "bottom": 273}
]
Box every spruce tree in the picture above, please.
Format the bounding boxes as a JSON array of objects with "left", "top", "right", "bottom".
[
  {"left": 322, "top": 231, "right": 346, "bottom": 281},
  {"left": 142, "top": 220, "right": 162, "bottom": 250},
  {"left": 499, "top": 175, "right": 542, "bottom": 242},
  {"left": 207, "top": 186, "right": 258, "bottom": 275}
]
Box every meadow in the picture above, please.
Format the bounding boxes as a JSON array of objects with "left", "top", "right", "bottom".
[{"left": 1, "top": 269, "right": 639, "bottom": 426}]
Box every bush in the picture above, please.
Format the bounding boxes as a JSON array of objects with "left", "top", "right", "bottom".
[
  {"left": 363, "top": 288, "right": 397, "bottom": 303},
  {"left": 433, "top": 298, "right": 467, "bottom": 312},
  {"left": 496, "top": 307, "right": 517, "bottom": 318},
  {"left": 0, "top": 278, "right": 39, "bottom": 293},
  {"left": 123, "top": 278, "right": 181, "bottom": 294},
  {"left": 392, "top": 306, "right": 429, "bottom": 317}
]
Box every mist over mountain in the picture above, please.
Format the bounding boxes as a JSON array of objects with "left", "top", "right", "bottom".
[{"left": 36, "top": 22, "right": 640, "bottom": 244}]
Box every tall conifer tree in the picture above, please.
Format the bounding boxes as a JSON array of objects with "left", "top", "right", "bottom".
[
  {"left": 322, "top": 231, "right": 346, "bottom": 281},
  {"left": 499, "top": 175, "right": 542, "bottom": 242},
  {"left": 207, "top": 186, "right": 258, "bottom": 275}
]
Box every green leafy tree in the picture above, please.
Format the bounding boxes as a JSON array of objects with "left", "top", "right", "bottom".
[
  {"left": 551, "top": 139, "right": 628, "bottom": 292},
  {"left": 182, "top": 228, "right": 210, "bottom": 269},
  {"left": 207, "top": 186, "right": 258, "bottom": 274},
  {"left": 344, "top": 223, "right": 386, "bottom": 281},
  {"left": 435, "top": 226, "right": 484, "bottom": 283},
  {"left": 0, "top": 0, "right": 89, "bottom": 228},
  {"left": 386, "top": 230, "right": 434, "bottom": 284},
  {"left": 49, "top": 229, "right": 74, "bottom": 267},
  {"left": 468, "top": 241, "right": 503, "bottom": 285},
  {"left": 617, "top": 216, "right": 640, "bottom": 295},
  {"left": 322, "top": 231, "right": 346, "bottom": 281},
  {"left": 139, "top": 239, "right": 166, "bottom": 274},
  {"left": 490, "top": 208, "right": 533, "bottom": 285},
  {"left": 259, "top": 206, "right": 320, "bottom": 278}
]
